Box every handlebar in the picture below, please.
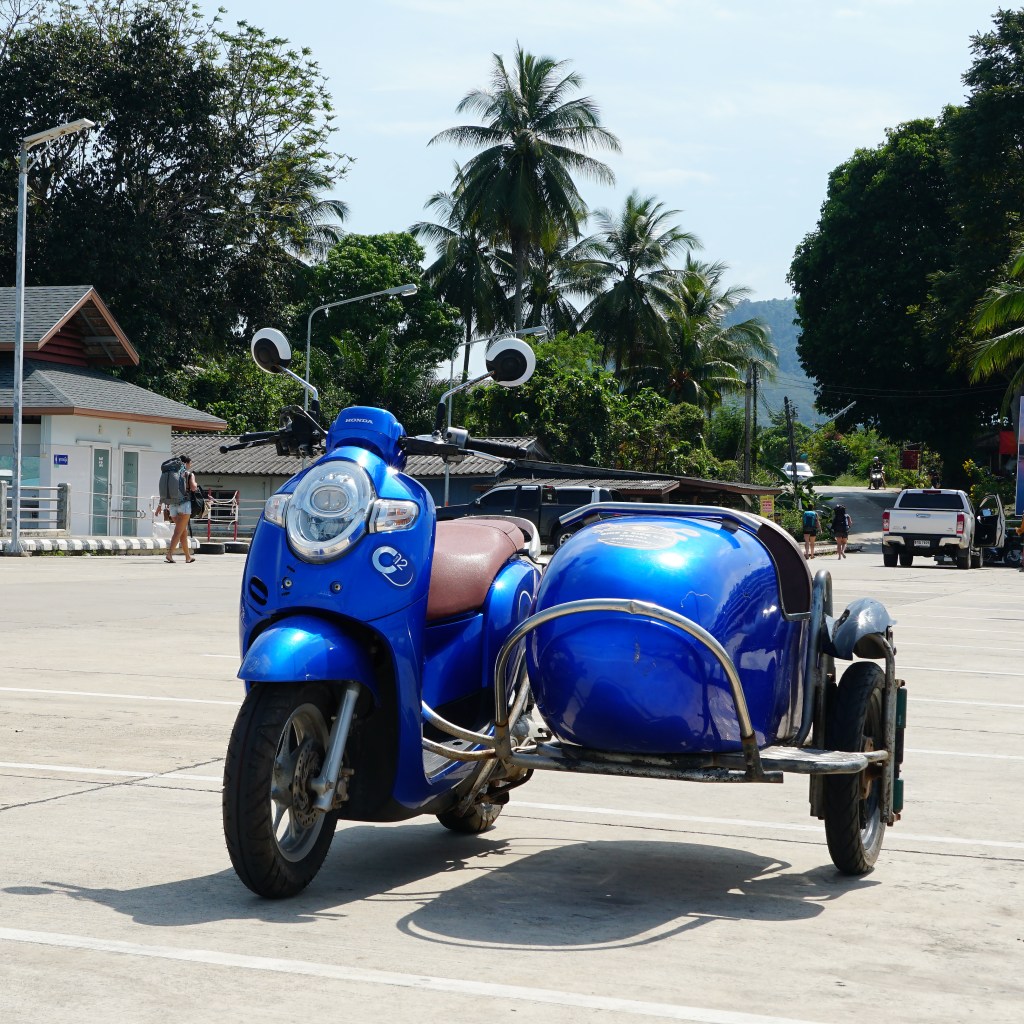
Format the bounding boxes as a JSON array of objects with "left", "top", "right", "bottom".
[
  {"left": 400, "top": 432, "right": 527, "bottom": 461},
  {"left": 464, "top": 438, "right": 530, "bottom": 459},
  {"left": 220, "top": 435, "right": 281, "bottom": 454}
]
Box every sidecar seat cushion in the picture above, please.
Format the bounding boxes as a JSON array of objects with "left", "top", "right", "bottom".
[
  {"left": 427, "top": 519, "right": 525, "bottom": 621},
  {"left": 755, "top": 521, "right": 812, "bottom": 616}
]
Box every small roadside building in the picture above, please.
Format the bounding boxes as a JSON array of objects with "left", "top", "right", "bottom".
[{"left": 0, "top": 286, "right": 225, "bottom": 540}]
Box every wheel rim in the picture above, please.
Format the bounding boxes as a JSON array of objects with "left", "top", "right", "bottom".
[{"left": 269, "top": 701, "right": 330, "bottom": 863}]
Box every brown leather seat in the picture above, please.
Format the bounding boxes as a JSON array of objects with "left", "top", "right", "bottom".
[{"left": 427, "top": 519, "right": 526, "bottom": 621}]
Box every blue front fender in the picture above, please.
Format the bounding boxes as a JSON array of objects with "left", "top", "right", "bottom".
[{"left": 240, "top": 614, "right": 379, "bottom": 700}]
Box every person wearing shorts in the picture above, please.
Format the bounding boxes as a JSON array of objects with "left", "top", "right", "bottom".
[
  {"left": 832, "top": 507, "right": 852, "bottom": 559},
  {"left": 801, "top": 507, "right": 820, "bottom": 559}
]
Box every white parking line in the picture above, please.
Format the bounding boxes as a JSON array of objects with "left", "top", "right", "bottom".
[
  {"left": 0, "top": 687, "right": 238, "bottom": 706},
  {"left": 899, "top": 665, "right": 1024, "bottom": 677},
  {"left": 0, "top": 926, "right": 826, "bottom": 1024},
  {"left": 512, "top": 803, "right": 1024, "bottom": 851},
  {"left": 914, "top": 697, "right": 1024, "bottom": 711}
]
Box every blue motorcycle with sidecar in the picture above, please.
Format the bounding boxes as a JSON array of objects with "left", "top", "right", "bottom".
[{"left": 222, "top": 327, "right": 905, "bottom": 898}]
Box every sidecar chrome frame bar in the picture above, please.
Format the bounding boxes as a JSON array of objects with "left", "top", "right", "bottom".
[
  {"left": 490, "top": 597, "right": 769, "bottom": 781},
  {"left": 419, "top": 650, "right": 530, "bottom": 764},
  {"left": 796, "top": 570, "right": 833, "bottom": 748}
]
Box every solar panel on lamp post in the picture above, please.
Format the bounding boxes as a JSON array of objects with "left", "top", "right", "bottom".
[{"left": 8, "top": 118, "right": 94, "bottom": 555}]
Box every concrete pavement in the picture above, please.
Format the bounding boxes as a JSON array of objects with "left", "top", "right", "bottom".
[{"left": 1, "top": 524, "right": 1022, "bottom": 1023}]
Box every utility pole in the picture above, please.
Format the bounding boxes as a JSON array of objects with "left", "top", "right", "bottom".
[
  {"left": 784, "top": 396, "right": 801, "bottom": 511},
  {"left": 742, "top": 363, "right": 753, "bottom": 483},
  {"left": 751, "top": 364, "right": 759, "bottom": 477}
]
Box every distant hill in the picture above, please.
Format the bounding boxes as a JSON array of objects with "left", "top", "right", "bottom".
[{"left": 723, "top": 297, "right": 823, "bottom": 425}]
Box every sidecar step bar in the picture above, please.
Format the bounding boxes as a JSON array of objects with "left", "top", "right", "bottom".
[{"left": 508, "top": 741, "right": 886, "bottom": 783}]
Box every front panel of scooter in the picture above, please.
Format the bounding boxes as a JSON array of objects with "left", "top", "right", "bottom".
[{"left": 526, "top": 514, "right": 806, "bottom": 755}]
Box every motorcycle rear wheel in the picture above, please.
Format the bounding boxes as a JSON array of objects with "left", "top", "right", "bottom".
[
  {"left": 823, "top": 662, "right": 886, "bottom": 875},
  {"left": 223, "top": 682, "right": 338, "bottom": 898}
]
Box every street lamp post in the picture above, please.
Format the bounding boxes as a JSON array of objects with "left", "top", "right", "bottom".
[
  {"left": 8, "top": 118, "right": 94, "bottom": 555},
  {"left": 303, "top": 283, "right": 418, "bottom": 410}
]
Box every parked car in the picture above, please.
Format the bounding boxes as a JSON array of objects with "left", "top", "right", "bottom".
[
  {"left": 437, "top": 482, "right": 619, "bottom": 548},
  {"left": 781, "top": 461, "right": 814, "bottom": 481},
  {"left": 881, "top": 488, "right": 1005, "bottom": 569}
]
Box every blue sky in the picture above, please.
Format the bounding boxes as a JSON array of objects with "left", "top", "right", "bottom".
[{"left": 202, "top": 0, "right": 1001, "bottom": 301}]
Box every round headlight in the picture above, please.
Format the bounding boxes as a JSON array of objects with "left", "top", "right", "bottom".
[{"left": 286, "top": 461, "right": 374, "bottom": 562}]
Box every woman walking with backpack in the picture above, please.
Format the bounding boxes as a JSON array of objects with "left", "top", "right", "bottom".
[
  {"left": 157, "top": 455, "right": 197, "bottom": 564},
  {"left": 801, "top": 506, "right": 821, "bottom": 559},
  {"left": 831, "top": 503, "right": 853, "bottom": 559}
]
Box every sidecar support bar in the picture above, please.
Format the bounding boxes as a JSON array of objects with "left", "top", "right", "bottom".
[{"left": 491, "top": 597, "right": 770, "bottom": 782}]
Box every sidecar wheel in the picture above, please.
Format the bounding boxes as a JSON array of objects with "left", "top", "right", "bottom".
[
  {"left": 824, "top": 662, "right": 886, "bottom": 876},
  {"left": 437, "top": 800, "right": 503, "bottom": 834},
  {"left": 223, "top": 682, "right": 337, "bottom": 898}
]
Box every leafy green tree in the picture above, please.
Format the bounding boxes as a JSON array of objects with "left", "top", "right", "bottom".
[
  {"left": 430, "top": 44, "right": 620, "bottom": 330},
  {"left": 0, "top": 0, "right": 346, "bottom": 382},
  {"left": 410, "top": 163, "right": 509, "bottom": 381},
  {"left": 580, "top": 191, "right": 699, "bottom": 374},
  {"left": 298, "top": 233, "right": 461, "bottom": 433},
  {"left": 787, "top": 118, "right": 979, "bottom": 470}
]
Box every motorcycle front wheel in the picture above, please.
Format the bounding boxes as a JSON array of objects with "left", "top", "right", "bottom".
[{"left": 223, "top": 682, "right": 338, "bottom": 898}]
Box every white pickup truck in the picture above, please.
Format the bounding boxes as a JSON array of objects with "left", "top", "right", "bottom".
[{"left": 881, "top": 488, "right": 1004, "bottom": 569}]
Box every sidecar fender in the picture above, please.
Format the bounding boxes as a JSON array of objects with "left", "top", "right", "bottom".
[
  {"left": 240, "top": 614, "right": 379, "bottom": 700},
  {"left": 828, "top": 597, "right": 895, "bottom": 661}
]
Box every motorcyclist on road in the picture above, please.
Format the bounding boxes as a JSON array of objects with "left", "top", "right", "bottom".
[{"left": 870, "top": 456, "right": 885, "bottom": 488}]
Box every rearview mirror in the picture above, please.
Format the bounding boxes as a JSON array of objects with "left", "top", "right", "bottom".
[
  {"left": 251, "top": 328, "right": 292, "bottom": 374},
  {"left": 485, "top": 337, "right": 536, "bottom": 387}
]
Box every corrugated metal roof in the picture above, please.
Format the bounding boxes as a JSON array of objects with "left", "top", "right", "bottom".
[
  {"left": 497, "top": 476, "right": 679, "bottom": 495},
  {"left": 175, "top": 432, "right": 305, "bottom": 475},
  {"left": 0, "top": 358, "right": 226, "bottom": 430}
]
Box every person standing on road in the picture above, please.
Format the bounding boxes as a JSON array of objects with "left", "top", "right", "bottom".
[
  {"left": 802, "top": 506, "right": 821, "bottom": 559},
  {"left": 159, "top": 456, "right": 197, "bottom": 564},
  {"left": 832, "top": 503, "right": 852, "bottom": 559}
]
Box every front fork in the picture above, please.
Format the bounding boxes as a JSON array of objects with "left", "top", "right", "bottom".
[{"left": 309, "top": 681, "right": 361, "bottom": 812}]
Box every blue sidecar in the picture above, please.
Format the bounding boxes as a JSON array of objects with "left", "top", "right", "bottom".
[{"left": 437, "top": 503, "right": 907, "bottom": 878}]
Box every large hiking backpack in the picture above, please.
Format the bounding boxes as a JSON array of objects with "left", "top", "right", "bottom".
[
  {"left": 831, "top": 504, "right": 847, "bottom": 532},
  {"left": 802, "top": 509, "right": 818, "bottom": 532},
  {"left": 159, "top": 457, "right": 188, "bottom": 504}
]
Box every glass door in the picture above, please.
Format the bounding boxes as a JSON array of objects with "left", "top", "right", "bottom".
[
  {"left": 91, "top": 447, "right": 111, "bottom": 535},
  {"left": 121, "top": 450, "right": 139, "bottom": 537}
]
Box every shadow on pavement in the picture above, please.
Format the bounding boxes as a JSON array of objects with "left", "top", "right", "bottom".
[{"left": 3, "top": 821, "right": 875, "bottom": 946}]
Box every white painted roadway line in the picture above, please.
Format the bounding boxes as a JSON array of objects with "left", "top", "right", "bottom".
[
  {"left": 0, "top": 928, "right": 824, "bottom": 1024},
  {"left": 513, "top": 803, "right": 1024, "bottom": 851},
  {"left": 914, "top": 697, "right": 1024, "bottom": 711},
  {"left": 0, "top": 687, "right": 238, "bottom": 706},
  {"left": 900, "top": 665, "right": 1024, "bottom": 677},
  {"left": 4, "top": 762, "right": 1022, "bottom": 851}
]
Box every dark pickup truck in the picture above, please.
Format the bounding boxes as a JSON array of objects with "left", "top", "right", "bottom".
[{"left": 437, "top": 482, "right": 618, "bottom": 548}]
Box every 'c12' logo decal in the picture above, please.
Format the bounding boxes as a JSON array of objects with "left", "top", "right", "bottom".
[{"left": 372, "top": 546, "right": 414, "bottom": 587}]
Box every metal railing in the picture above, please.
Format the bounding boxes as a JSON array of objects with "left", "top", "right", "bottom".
[{"left": 0, "top": 482, "right": 71, "bottom": 537}]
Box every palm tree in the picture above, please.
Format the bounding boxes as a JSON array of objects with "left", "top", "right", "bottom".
[
  {"left": 579, "top": 191, "right": 699, "bottom": 375},
  {"left": 651, "top": 259, "right": 777, "bottom": 409},
  {"left": 971, "top": 245, "right": 1024, "bottom": 408},
  {"left": 410, "top": 164, "right": 510, "bottom": 381},
  {"left": 430, "top": 45, "right": 620, "bottom": 330}
]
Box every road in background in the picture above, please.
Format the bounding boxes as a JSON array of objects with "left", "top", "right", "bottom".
[{"left": 1, "top": 547, "right": 1022, "bottom": 1023}]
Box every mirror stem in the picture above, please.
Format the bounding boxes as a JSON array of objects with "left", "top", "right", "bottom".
[{"left": 434, "top": 371, "right": 492, "bottom": 436}]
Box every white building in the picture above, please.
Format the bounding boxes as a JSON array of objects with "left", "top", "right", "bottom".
[{"left": 1, "top": 286, "right": 225, "bottom": 542}]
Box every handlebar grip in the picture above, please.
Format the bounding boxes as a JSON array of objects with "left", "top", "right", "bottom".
[
  {"left": 400, "top": 436, "right": 443, "bottom": 456},
  {"left": 467, "top": 438, "right": 530, "bottom": 459}
]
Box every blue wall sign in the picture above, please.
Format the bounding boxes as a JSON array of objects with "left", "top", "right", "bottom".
[{"left": 54, "top": 454, "right": 69, "bottom": 466}]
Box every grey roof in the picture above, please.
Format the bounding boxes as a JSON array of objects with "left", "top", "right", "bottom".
[
  {"left": 497, "top": 476, "right": 679, "bottom": 495},
  {"left": 0, "top": 285, "right": 137, "bottom": 365},
  {"left": 176, "top": 432, "right": 305, "bottom": 476},
  {"left": 0, "top": 358, "right": 226, "bottom": 430},
  {"left": 181, "top": 434, "right": 544, "bottom": 478}
]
